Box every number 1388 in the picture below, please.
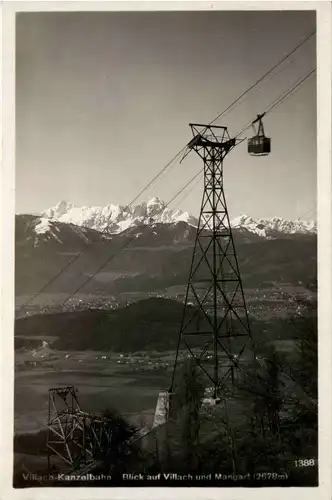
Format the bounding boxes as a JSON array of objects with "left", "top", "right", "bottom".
[{"left": 295, "top": 459, "right": 316, "bottom": 467}]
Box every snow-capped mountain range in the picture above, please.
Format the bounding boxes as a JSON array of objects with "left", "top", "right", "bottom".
[
  {"left": 35, "top": 197, "right": 316, "bottom": 239},
  {"left": 42, "top": 197, "right": 198, "bottom": 235},
  {"left": 231, "top": 214, "right": 317, "bottom": 238}
]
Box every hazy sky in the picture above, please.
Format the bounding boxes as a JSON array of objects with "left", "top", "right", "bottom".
[{"left": 16, "top": 10, "right": 316, "bottom": 220}]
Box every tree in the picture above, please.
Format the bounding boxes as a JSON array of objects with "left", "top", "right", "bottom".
[
  {"left": 280, "top": 300, "right": 318, "bottom": 459},
  {"left": 264, "top": 346, "right": 281, "bottom": 435},
  {"left": 95, "top": 408, "right": 140, "bottom": 473},
  {"left": 280, "top": 298, "right": 317, "bottom": 417},
  {"left": 235, "top": 344, "right": 282, "bottom": 439},
  {"left": 168, "top": 358, "right": 205, "bottom": 471},
  {"left": 239, "top": 299, "right": 318, "bottom": 477}
]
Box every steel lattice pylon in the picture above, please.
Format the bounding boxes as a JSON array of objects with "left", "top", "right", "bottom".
[
  {"left": 171, "top": 123, "right": 254, "bottom": 401},
  {"left": 47, "top": 386, "right": 115, "bottom": 472},
  {"left": 47, "top": 386, "right": 86, "bottom": 470}
]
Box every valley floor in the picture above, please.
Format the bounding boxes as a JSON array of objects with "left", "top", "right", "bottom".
[{"left": 15, "top": 284, "right": 315, "bottom": 320}]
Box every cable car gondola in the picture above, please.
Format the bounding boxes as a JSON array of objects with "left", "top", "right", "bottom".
[{"left": 248, "top": 113, "right": 271, "bottom": 156}]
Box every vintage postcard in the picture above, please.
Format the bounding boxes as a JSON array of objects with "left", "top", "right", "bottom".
[{"left": 1, "top": 1, "right": 331, "bottom": 499}]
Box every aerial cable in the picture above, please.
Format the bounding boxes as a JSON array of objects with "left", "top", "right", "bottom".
[
  {"left": 168, "top": 171, "right": 202, "bottom": 212},
  {"left": 19, "top": 30, "right": 315, "bottom": 310},
  {"left": 178, "top": 30, "right": 315, "bottom": 164},
  {"left": 151, "top": 31, "right": 315, "bottom": 180},
  {"left": 297, "top": 206, "right": 316, "bottom": 221},
  {"left": 19, "top": 147, "right": 186, "bottom": 310},
  {"left": 236, "top": 68, "right": 316, "bottom": 138},
  {"left": 48, "top": 66, "right": 316, "bottom": 309},
  {"left": 210, "top": 31, "right": 315, "bottom": 128},
  {"left": 265, "top": 69, "right": 315, "bottom": 116},
  {"left": 58, "top": 171, "right": 203, "bottom": 308},
  {"left": 59, "top": 172, "right": 203, "bottom": 309},
  {"left": 180, "top": 69, "right": 317, "bottom": 213}
]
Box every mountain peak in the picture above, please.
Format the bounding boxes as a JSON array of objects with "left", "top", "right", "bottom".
[
  {"left": 45, "top": 200, "right": 74, "bottom": 219},
  {"left": 147, "top": 196, "right": 165, "bottom": 207},
  {"left": 146, "top": 197, "right": 166, "bottom": 216},
  {"left": 231, "top": 214, "right": 255, "bottom": 226}
]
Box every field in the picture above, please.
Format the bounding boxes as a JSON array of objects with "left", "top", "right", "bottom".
[
  {"left": 14, "top": 347, "right": 174, "bottom": 478},
  {"left": 15, "top": 350, "right": 174, "bottom": 434}
]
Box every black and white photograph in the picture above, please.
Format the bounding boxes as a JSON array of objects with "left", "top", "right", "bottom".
[{"left": 2, "top": 2, "right": 331, "bottom": 494}]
